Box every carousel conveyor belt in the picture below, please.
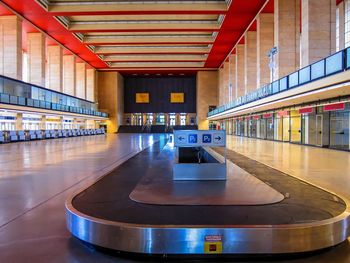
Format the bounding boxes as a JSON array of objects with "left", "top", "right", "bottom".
[{"left": 66, "top": 137, "right": 350, "bottom": 255}]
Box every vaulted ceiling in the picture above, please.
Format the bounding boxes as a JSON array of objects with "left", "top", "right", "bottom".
[{"left": 1, "top": 0, "right": 271, "bottom": 73}]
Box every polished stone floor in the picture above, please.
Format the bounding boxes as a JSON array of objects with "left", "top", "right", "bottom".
[{"left": 1, "top": 134, "right": 350, "bottom": 262}]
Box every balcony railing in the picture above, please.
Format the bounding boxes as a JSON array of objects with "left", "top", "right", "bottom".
[
  {"left": 0, "top": 75, "right": 108, "bottom": 118},
  {"left": 208, "top": 47, "right": 350, "bottom": 118}
]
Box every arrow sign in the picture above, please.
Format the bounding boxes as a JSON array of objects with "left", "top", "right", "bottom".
[
  {"left": 178, "top": 136, "right": 185, "bottom": 141},
  {"left": 214, "top": 136, "right": 221, "bottom": 141}
]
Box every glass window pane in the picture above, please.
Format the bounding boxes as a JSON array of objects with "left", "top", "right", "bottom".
[
  {"left": 272, "top": 81, "right": 279, "bottom": 93},
  {"left": 289, "top": 72, "right": 299, "bottom": 88},
  {"left": 299, "top": 66, "right": 310, "bottom": 84},
  {"left": 31, "top": 86, "right": 39, "bottom": 100},
  {"left": 311, "top": 60, "right": 325, "bottom": 80},
  {"left": 279, "top": 77, "right": 288, "bottom": 91},
  {"left": 326, "top": 52, "right": 343, "bottom": 75}
]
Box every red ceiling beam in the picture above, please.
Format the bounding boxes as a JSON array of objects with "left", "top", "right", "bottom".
[
  {"left": 205, "top": 0, "right": 268, "bottom": 68},
  {"left": 0, "top": 0, "right": 108, "bottom": 68}
]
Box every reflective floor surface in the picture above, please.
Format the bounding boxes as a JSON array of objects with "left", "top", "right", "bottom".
[{"left": 1, "top": 134, "right": 350, "bottom": 262}]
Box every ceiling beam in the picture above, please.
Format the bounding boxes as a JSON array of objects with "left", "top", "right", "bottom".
[
  {"left": 109, "top": 62, "right": 205, "bottom": 68},
  {"left": 68, "top": 22, "right": 220, "bottom": 32},
  {"left": 83, "top": 36, "right": 214, "bottom": 45},
  {"left": 47, "top": 3, "right": 228, "bottom": 15},
  {"left": 103, "top": 54, "right": 207, "bottom": 62},
  {"left": 95, "top": 46, "right": 211, "bottom": 54}
]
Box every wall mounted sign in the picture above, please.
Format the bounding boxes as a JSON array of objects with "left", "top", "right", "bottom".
[
  {"left": 170, "top": 92, "right": 185, "bottom": 103},
  {"left": 299, "top": 107, "right": 314, "bottom": 114},
  {"left": 323, "top": 102, "right": 345, "bottom": 111},
  {"left": 263, "top": 113, "right": 273, "bottom": 118},
  {"left": 277, "top": 110, "right": 289, "bottom": 117},
  {"left": 174, "top": 130, "right": 226, "bottom": 147},
  {"left": 136, "top": 93, "right": 149, "bottom": 103}
]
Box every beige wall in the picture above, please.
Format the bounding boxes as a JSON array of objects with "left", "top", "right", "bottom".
[
  {"left": 86, "top": 68, "right": 96, "bottom": 102},
  {"left": 97, "top": 71, "right": 124, "bottom": 133},
  {"left": 197, "top": 71, "right": 218, "bottom": 130}
]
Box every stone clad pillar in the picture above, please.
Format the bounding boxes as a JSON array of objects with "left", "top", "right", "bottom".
[
  {"left": 236, "top": 44, "right": 245, "bottom": 98},
  {"left": 75, "top": 62, "right": 86, "bottom": 99},
  {"left": 300, "top": 0, "right": 336, "bottom": 67},
  {"left": 244, "top": 31, "right": 257, "bottom": 94},
  {"left": 63, "top": 55, "right": 76, "bottom": 96},
  {"left": 274, "top": 0, "right": 300, "bottom": 79},
  {"left": 47, "top": 45, "right": 63, "bottom": 92},
  {"left": 86, "top": 68, "right": 96, "bottom": 102},
  {"left": 229, "top": 53, "right": 236, "bottom": 100},
  {"left": 0, "top": 16, "right": 22, "bottom": 80},
  {"left": 217, "top": 67, "right": 224, "bottom": 105},
  {"left": 223, "top": 61, "right": 229, "bottom": 104},
  {"left": 27, "top": 32, "right": 46, "bottom": 86},
  {"left": 257, "top": 13, "right": 274, "bottom": 87}
]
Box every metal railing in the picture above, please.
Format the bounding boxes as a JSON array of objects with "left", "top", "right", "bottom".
[
  {"left": 208, "top": 47, "right": 350, "bottom": 118},
  {"left": 0, "top": 75, "right": 108, "bottom": 118}
]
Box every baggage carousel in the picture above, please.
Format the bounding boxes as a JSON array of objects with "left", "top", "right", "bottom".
[{"left": 66, "top": 137, "right": 350, "bottom": 256}]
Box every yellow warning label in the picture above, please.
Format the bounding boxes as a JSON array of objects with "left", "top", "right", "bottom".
[
  {"left": 204, "top": 235, "right": 223, "bottom": 254},
  {"left": 204, "top": 242, "right": 223, "bottom": 254}
]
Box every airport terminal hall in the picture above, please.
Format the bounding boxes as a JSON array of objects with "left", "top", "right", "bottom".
[{"left": 3, "top": 0, "right": 350, "bottom": 262}]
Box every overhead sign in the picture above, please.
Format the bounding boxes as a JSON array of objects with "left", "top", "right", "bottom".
[
  {"left": 174, "top": 130, "right": 226, "bottom": 147},
  {"left": 136, "top": 93, "right": 149, "bottom": 103},
  {"left": 170, "top": 92, "right": 184, "bottom": 103}
]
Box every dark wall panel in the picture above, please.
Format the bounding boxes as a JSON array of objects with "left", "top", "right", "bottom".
[{"left": 124, "top": 76, "right": 196, "bottom": 113}]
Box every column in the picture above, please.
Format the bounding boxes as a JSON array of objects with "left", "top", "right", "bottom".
[
  {"left": 47, "top": 45, "right": 63, "bottom": 92},
  {"left": 97, "top": 72, "right": 124, "bottom": 133},
  {"left": 175, "top": 113, "right": 181, "bottom": 126},
  {"left": 236, "top": 44, "right": 245, "bottom": 98},
  {"left": 41, "top": 115, "right": 46, "bottom": 130},
  {"left": 75, "top": 62, "right": 86, "bottom": 99},
  {"left": 244, "top": 31, "right": 257, "bottom": 94},
  {"left": 0, "top": 16, "right": 22, "bottom": 79},
  {"left": 63, "top": 55, "right": 75, "bottom": 96},
  {"left": 223, "top": 61, "right": 229, "bottom": 104},
  {"left": 257, "top": 13, "right": 274, "bottom": 87},
  {"left": 16, "top": 113, "right": 23, "bottom": 130},
  {"left": 217, "top": 67, "right": 223, "bottom": 105},
  {"left": 86, "top": 68, "right": 96, "bottom": 102},
  {"left": 300, "top": 0, "right": 337, "bottom": 67},
  {"left": 27, "top": 32, "right": 45, "bottom": 86},
  {"left": 274, "top": 0, "right": 300, "bottom": 79},
  {"left": 229, "top": 53, "right": 236, "bottom": 100}
]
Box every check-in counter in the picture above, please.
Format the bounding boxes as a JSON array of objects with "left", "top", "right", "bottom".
[{"left": 18, "top": 131, "right": 26, "bottom": 141}]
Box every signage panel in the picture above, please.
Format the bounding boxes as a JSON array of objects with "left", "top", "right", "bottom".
[
  {"left": 170, "top": 92, "right": 184, "bottom": 103},
  {"left": 136, "top": 93, "right": 149, "bottom": 103},
  {"left": 174, "top": 130, "right": 226, "bottom": 147},
  {"left": 299, "top": 107, "right": 314, "bottom": 114},
  {"left": 323, "top": 102, "right": 345, "bottom": 111}
]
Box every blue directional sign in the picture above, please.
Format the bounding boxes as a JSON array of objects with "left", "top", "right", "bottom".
[
  {"left": 174, "top": 130, "right": 226, "bottom": 147},
  {"left": 202, "top": 134, "right": 212, "bottom": 143},
  {"left": 188, "top": 134, "right": 198, "bottom": 143}
]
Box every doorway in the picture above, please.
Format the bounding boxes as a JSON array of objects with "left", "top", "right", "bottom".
[{"left": 316, "top": 114, "right": 323, "bottom": 147}]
